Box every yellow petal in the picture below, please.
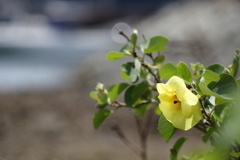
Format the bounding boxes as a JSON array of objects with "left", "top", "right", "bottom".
[
  {"left": 159, "top": 99, "right": 182, "bottom": 123},
  {"left": 160, "top": 100, "right": 202, "bottom": 130},
  {"left": 156, "top": 83, "right": 167, "bottom": 94},
  {"left": 180, "top": 89, "right": 198, "bottom": 118},
  {"left": 181, "top": 101, "right": 192, "bottom": 118},
  {"left": 190, "top": 102, "right": 202, "bottom": 126},
  {"left": 159, "top": 94, "right": 175, "bottom": 104},
  {"left": 166, "top": 76, "right": 186, "bottom": 100},
  {"left": 183, "top": 89, "right": 198, "bottom": 106},
  {"left": 173, "top": 102, "right": 201, "bottom": 130}
]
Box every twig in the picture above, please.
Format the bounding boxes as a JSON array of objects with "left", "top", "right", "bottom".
[
  {"left": 134, "top": 115, "right": 143, "bottom": 141},
  {"left": 114, "top": 27, "right": 140, "bottom": 50},
  {"left": 194, "top": 124, "right": 207, "bottom": 134},
  {"left": 115, "top": 27, "right": 130, "bottom": 42},
  {"left": 208, "top": 105, "right": 217, "bottom": 116},
  {"left": 142, "top": 63, "right": 161, "bottom": 83},
  {"left": 140, "top": 108, "right": 154, "bottom": 160},
  {"left": 109, "top": 122, "right": 142, "bottom": 157}
]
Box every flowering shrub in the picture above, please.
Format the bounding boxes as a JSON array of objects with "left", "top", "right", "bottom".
[{"left": 90, "top": 28, "right": 240, "bottom": 160}]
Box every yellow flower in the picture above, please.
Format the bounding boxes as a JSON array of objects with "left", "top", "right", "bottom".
[{"left": 157, "top": 76, "right": 202, "bottom": 130}]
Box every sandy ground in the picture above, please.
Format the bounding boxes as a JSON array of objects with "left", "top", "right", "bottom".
[{"left": 0, "top": 85, "right": 209, "bottom": 160}]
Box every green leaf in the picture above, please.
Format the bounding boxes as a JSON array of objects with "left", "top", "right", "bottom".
[
  {"left": 121, "top": 70, "right": 130, "bottom": 81},
  {"left": 236, "top": 79, "right": 240, "bottom": 96},
  {"left": 124, "top": 81, "right": 149, "bottom": 107},
  {"left": 120, "top": 44, "right": 131, "bottom": 53},
  {"left": 154, "top": 106, "right": 162, "bottom": 115},
  {"left": 158, "top": 115, "right": 177, "bottom": 142},
  {"left": 132, "top": 104, "right": 150, "bottom": 119},
  {"left": 90, "top": 91, "right": 98, "bottom": 100},
  {"left": 159, "top": 62, "right": 181, "bottom": 79},
  {"left": 134, "top": 58, "right": 142, "bottom": 76},
  {"left": 107, "top": 83, "right": 129, "bottom": 101},
  {"left": 140, "top": 67, "right": 149, "bottom": 79},
  {"left": 202, "top": 128, "right": 214, "bottom": 143},
  {"left": 230, "top": 152, "right": 240, "bottom": 158},
  {"left": 130, "top": 29, "right": 138, "bottom": 52},
  {"left": 153, "top": 55, "right": 165, "bottom": 66},
  {"left": 122, "top": 62, "right": 139, "bottom": 83},
  {"left": 106, "top": 51, "right": 129, "bottom": 61},
  {"left": 199, "top": 74, "right": 238, "bottom": 100},
  {"left": 213, "top": 98, "right": 230, "bottom": 122},
  {"left": 206, "top": 64, "right": 225, "bottom": 74},
  {"left": 170, "top": 137, "right": 188, "bottom": 160},
  {"left": 202, "top": 70, "right": 220, "bottom": 85},
  {"left": 96, "top": 103, "right": 108, "bottom": 109},
  {"left": 93, "top": 109, "right": 113, "bottom": 129},
  {"left": 231, "top": 50, "right": 240, "bottom": 78},
  {"left": 177, "top": 62, "right": 193, "bottom": 82},
  {"left": 140, "top": 35, "right": 169, "bottom": 53}
]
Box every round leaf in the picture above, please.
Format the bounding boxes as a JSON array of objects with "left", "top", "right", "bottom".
[
  {"left": 93, "top": 109, "right": 113, "bottom": 129},
  {"left": 177, "top": 62, "right": 193, "bottom": 82},
  {"left": 124, "top": 81, "right": 149, "bottom": 107},
  {"left": 107, "top": 83, "right": 129, "bottom": 101},
  {"left": 159, "top": 62, "right": 181, "bottom": 79},
  {"left": 199, "top": 73, "right": 238, "bottom": 100},
  {"left": 122, "top": 62, "right": 138, "bottom": 83},
  {"left": 157, "top": 115, "right": 177, "bottom": 142},
  {"left": 206, "top": 64, "right": 225, "bottom": 74},
  {"left": 106, "top": 51, "right": 129, "bottom": 61},
  {"left": 153, "top": 55, "right": 165, "bottom": 66},
  {"left": 140, "top": 36, "right": 169, "bottom": 53}
]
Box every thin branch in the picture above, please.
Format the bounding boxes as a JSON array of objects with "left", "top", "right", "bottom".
[
  {"left": 134, "top": 115, "right": 143, "bottom": 140},
  {"left": 143, "top": 108, "right": 154, "bottom": 136},
  {"left": 199, "top": 100, "right": 209, "bottom": 120},
  {"left": 208, "top": 104, "right": 217, "bottom": 116},
  {"left": 142, "top": 34, "right": 147, "bottom": 41},
  {"left": 194, "top": 124, "right": 207, "bottom": 134},
  {"left": 142, "top": 63, "right": 161, "bottom": 83},
  {"left": 115, "top": 27, "right": 130, "bottom": 42},
  {"left": 109, "top": 122, "right": 142, "bottom": 157},
  {"left": 114, "top": 27, "right": 140, "bottom": 50}
]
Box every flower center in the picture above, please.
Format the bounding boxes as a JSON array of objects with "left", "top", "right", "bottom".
[{"left": 172, "top": 95, "right": 181, "bottom": 106}]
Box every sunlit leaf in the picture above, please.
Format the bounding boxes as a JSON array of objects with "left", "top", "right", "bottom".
[
  {"left": 158, "top": 115, "right": 177, "bottom": 142},
  {"left": 159, "top": 62, "right": 181, "bottom": 79},
  {"left": 153, "top": 55, "right": 165, "bottom": 66},
  {"left": 202, "top": 70, "right": 220, "bottom": 85},
  {"left": 199, "top": 74, "right": 238, "bottom": 100},
  {"left": 177, "top": 62, "right": 193, "bottom": 82},
  {"left": 90, "top": 91, "right": 98, "bottom": 100},
  {"left": 206, "top": 64, "right": 225, "bottom": 74},
  {"left": 140, "top": 36, "right": 169, "bottom": 53},
  {"left": 170, "top": 137, "right": 188, "bottom": 160},
  {"left": 202, "top": 128, "right": 214, "bottom": 143},
  {"left": 107, "top": 83, "right": 129, "bottom": 101},
  {"left": 130, "top": 29, "right": 138, "bottom": 52},
  {"left": 93, "top": 109, "right": 113, "bottom": 129},
  {"left": 231, "top": 50, "right": 240, "bottom": 78},
  {"left": 106, "top": 51, "right": 129, "bottom": 61},
  {"left": 230, "top": 152, "right": 240, "bottom": 158},
  {"left": 121, "top": 70, "right": 130, "bottom": 81}
]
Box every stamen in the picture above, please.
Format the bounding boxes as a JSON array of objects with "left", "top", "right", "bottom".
[{"left": 173, "top": 100, "right": 178, "bottom": 104}]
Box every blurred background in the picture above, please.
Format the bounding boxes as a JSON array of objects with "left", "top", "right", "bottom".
[{"left": 0, "top": 0, "right": 240, "bottom": 159}]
